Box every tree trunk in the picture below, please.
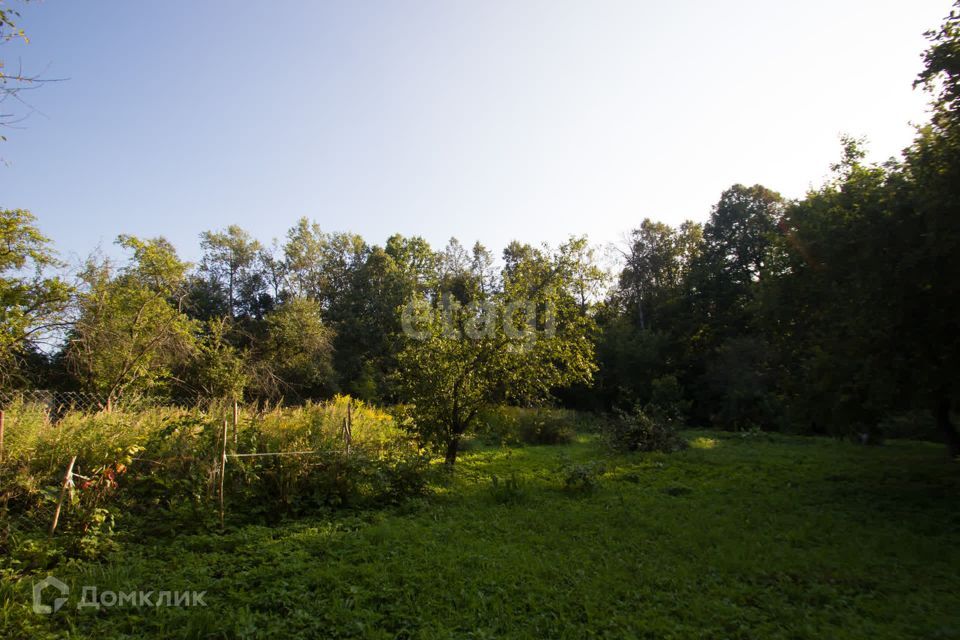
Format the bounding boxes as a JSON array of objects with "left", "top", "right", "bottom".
[
  {"left": 936, "top": 397, "right": 960, "bottom": 458},
  {"left": 444, "top": 437, "right": 460, "bottom": 467}
]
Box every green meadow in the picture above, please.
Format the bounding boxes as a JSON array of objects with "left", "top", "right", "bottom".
[{"left": 5, "top": 431, "right": 958, "bottom": 639}]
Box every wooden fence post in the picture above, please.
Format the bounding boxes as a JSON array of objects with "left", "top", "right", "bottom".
[
  {"left": 219, "top": 419, "right": 228, "bottom": 529},
  {"left": 50, "top": 456, "right": 77, "bottom": 536}
]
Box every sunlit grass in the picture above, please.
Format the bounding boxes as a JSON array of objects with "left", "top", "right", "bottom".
[
  {"left": 690, "top": 436, "right": 720, "bottom": 449},
  {"left": 3, "top": 431, "right": 959, "bottom": 639}
]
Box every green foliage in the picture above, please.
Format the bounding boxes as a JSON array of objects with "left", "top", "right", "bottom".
[
  {"left": 253, "top": 297, "right": 335, "bottom": 400},
  {"left": 515, "top": 410, "right": 576, "bottom": 446},
  {"left": 66, "top": 236, "right": 197, "bottom": 401},
  {"left": 76, "top": 507, "right": 116, "bottom": 560},
  {"left": 617, "top": 218, "right": 702, "bottom": 331},
  {"left": 190, "top": 316, "right": 248, "bottom": 400},
  {"left": 648, "top": 374, "right": 690, "bottom": 424},
  {"left": 473, "top": 405, "right": 523, "bottom": 445},
  {"left": 558, "top": 459, "right": 605, "bottom": 494},
  {"left": 197, "top": 225, "right": 265, "bottom": 320},
  {"left": 8, "top": 2, "right": 960, "bottom": 464},
  {"left": 583, "top": 12, "right": 960, "bottom": 453},
  {"left": 4, "top": 433, "right": 959, "bottom": 639},
  {"left": 603, "top": 407, "right": 688, "bottom": 453},
  {"left": 475, "top": 406, "right": 578, "bottom": 446},
  {"left": 397, "top": 240, "right": 597, "bottom": 465},
  {"left": 594, "top": 219, "right": 701, "bottom": 412},
  {"left": 0, "top": 208, "right": 71, "bottom": 387},
  {"left": 702, "top": 336, "right": 783, "bottom": 431},
  {"left": 0, "top": 396, "right": 426, "bottom": 572},
  {"left": 916, "top": 1, "right": 960, "bottom": 129}
]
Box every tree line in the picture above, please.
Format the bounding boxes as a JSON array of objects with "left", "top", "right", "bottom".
[{"left": 2, "top": 3, "right": 959, "bottom": 457}]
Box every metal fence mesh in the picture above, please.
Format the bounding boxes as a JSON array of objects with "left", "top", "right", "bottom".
[{"left": 0, "top": 390, "right": 111, "bottom": 417}]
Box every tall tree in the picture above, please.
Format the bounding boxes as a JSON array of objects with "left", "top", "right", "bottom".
[
  {"left": 67, "top": 236, "right": 196, "bottom": 402},
  {"left": 689, "top": 184, "right": 784, "bottom": 332},
  {"left": 900, "top": 1, "right": 960, "bottom": 454},
  {"left": 283, "top": 217, "right": 327, "bottom": 300},
  {"left": 758, "top": 141, "right": 896, "bottom": 436},
  {"left": 0, "top": 208, "right": 70, "bottom": 386},
  {"left": 556, "top": 235, "right": 607, "bottom": 314},
  {"left": 198, "top": 225, "right": 265, "bottom": 320},
  {"left": 338, "top": 243, "right": 427, "bottom": 401},
  {"left": 617, "top": 220, "right": 701, "bottom": 330},
  {"left": 251, "top": 297, "right": 335, "bottom": 401},
  {"left": 258, "top": 239, "right": 288, "bottom": 305},
  {"left": 594, "top": 220, "right": 700, "bottom": 411},
  {"left": 398, "top": 242, "right": 595, "bottom": 466},
  {"left": 384, "top": 233, "right": 438, "bottom": 295},
  {"left": 437, "top": 237, "right": 477, "bottom": 303},
  {"left": 320, "top": 231, "right": 369, "bottom": 318}
]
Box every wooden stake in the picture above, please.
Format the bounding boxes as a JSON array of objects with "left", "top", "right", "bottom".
[
  {"left": 345, "top": 400, "right": 353, "bottom": 453},
  {"left": 219, "top": 419, "right": 228, "bottom": 529},
  {"left": 50, "top": 456, "right": 77, "bottom": 536},
  {"left": 233, "top": 400, "right": 239, "bottom": 445}
]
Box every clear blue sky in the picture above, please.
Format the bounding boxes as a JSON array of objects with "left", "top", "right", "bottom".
[{"left": 0, "top": 0, "right": 950, "bottom": 264}]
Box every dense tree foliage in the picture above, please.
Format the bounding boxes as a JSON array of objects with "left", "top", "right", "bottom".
[
  {"left": 65, "top": 236, "right": 197, "bottom": 403},
  {"left": 0, "top": 208, "right": 70, "bottom": 386},
  {"left": 3, "top": 3, "right": 960, "bottom": 457},
  {"left": 589, "top": 3, "right": 960, "bottom": 455},
  {"left": 397, "top": 241, "right": 596, "bottom": 465}
]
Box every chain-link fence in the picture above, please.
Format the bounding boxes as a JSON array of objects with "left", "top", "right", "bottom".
[
  {"left": 0, "top": 390, "right": 111, "bottom": 417},
  {"left": 0, "top": 390, "right": 215, "bottom": 420}
]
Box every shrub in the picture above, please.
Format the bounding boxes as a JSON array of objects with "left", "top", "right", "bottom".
[
  {"left": 516, "top": 410, "right": 576, "bottom": 445},
  {"left": 371, "top": 452, "right": 433, "bottom": 505},
  {"left": 559, "top": 461, "right": 605, "bottom": 494},
  {"left": 476, "top": 407, "right": 576, "bottom": 446},
  {"left": 474, "top": 406, "right": 522, "bottom": 446},
  {"left": 0, "top": 396, "right": 428, "bottom": 571},
  {"left": 603, "top": 408, "right": 688, "bottom": 453}
]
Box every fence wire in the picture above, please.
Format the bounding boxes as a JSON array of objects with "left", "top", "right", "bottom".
[
  {"left": 0, "top": 390, "right": 110, "bottom": 418},
  {"left": 0, "top": 390, "right": 219, "bottom": 419},
  {"left": 0, "top": 391, "right": 371, "bottom": 541}
]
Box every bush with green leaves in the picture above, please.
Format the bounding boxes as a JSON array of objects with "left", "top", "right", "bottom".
[
  {"left": 559, "top": 460, "right": 605, "bottom": 494},
  {"left": 603, "top": 408, "right": 688, "bottom": 453},
  {"left": 0, "top": 396, "right": 427, "bottom": 573},
  {"left": 476, "top": 406, "right": 577, "bottom": 446},
  {"left": 517, "top": 409, "right": 577, "bottom": 445},
  {"left": 474, "top": 406, "right": 522, "bottom": 446}
]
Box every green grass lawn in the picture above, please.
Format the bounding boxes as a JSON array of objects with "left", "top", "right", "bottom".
[{"left": 4, "top": 431, "right": 960, "bottom": 639}]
